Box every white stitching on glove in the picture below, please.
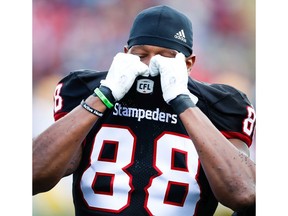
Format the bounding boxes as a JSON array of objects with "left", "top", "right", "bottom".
[
  {"left": 100, "top": 53, "right": 149, "bottom": 101},
  {"left": 149, "top": 53, "right": 198, "bottom": 104}
]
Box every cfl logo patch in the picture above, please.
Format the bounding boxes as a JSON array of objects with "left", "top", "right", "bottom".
[{"left": 136, "top": 79, "right": 154, "bottom": 94}]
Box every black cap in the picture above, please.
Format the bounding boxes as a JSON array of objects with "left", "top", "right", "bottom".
[{"left": 127, "top": 5, "right": 193, "bottom": 57}]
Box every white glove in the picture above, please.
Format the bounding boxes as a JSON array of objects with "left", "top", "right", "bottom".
[
  {"left": 149, "top": 53, "right": 197, "bottom": 104},
  {"left": 100, "top": 53, "right": 149, "bottom": 101}
]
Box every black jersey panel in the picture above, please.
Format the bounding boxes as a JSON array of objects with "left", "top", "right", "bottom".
[
  {"left": 53, "top": 70, "right": 107, "bottom": 119},
  {"left": 188, "top": 78, "right": 255, "bottom": 145},
  {"left": 52, "top": 70, "right": 255, "bottom": 216}
]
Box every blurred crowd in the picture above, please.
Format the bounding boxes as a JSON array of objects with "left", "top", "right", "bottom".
[{"left": 32, "top": 0, "right": 255, "bottom": 215}]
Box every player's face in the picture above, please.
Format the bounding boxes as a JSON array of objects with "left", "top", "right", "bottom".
[
  {"left": 125, "top": 45, "right": 195, "bottom": 72},
  {"left": 125, "top": 45, "right": 179, "bottom": 65}
]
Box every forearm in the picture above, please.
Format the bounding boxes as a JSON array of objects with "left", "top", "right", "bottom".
[
  {"left": 179, "top": 107, "right": 255, "bottom": 210},
  {"left": 33, "top": 95, "right": 106, "bottom": 194}
]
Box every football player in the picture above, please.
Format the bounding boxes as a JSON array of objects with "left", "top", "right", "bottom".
[{"left": 33, "top": 5, "right": 256, "bottom": 216}]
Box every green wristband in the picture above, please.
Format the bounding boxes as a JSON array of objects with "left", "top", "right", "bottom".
[{"left": 94, "top": 88, "right": 114, "bottom": 109}]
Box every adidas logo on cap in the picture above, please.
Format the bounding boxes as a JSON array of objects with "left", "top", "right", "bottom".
[{"left": 174, "top": 29, "right": 186, "bottom": 43}]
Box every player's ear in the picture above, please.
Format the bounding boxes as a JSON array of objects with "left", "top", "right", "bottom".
[
  {"left": 185, "top": 54, "right": 196, "bottom": 72},
  {"left": 124, "top": 45, "right": 129, "bottom": 53}
]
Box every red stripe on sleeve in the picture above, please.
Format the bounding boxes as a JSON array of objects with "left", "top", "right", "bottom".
[
  {"left": 54, "top": 112, "right": 68, "bottom": 121},
  {"left": 221, "top": 131, "right": 252, "bottom": 147}
]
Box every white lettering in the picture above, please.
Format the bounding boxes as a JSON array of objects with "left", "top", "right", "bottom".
[
  {"left": 136, "top": 79, "right": 154, "bottom": 94},
  {"left": 112, "top": 103, "right": 178, "bottom": 124},
  {"left": 146, "top": 110, "right": 152, "bottom": 120},
  {"left": 174, "top": 35, "right": 186, "bottom": 43},
  {"left": 138, "top": 109, "right": 146, "bottom": 121},
  {"left": 171, "top": 114, "right": 178, "bottom": 124}
]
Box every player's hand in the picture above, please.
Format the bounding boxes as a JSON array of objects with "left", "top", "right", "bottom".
[
  {"left": 100, "top": 52, "right": 149, "bottom": 101},
  {"left": 149, "top": 53, "right": 198, "bottom": 114},
  {"left": 149, "top": 53, "right": 195, "bottom": 102}
]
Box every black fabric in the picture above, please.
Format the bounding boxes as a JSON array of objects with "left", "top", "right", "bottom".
[
  {"left": 170, "top": 94, "right": 196, "bottom": 114},
  {"left": 98, "top": 85, "right": 116, "bottom": 104},
  {"left": 54, "top": 70, "right": 255, "bottom": 216},
  {"left": 127, "top": 5, "right": 193, "bottom": 56}
]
